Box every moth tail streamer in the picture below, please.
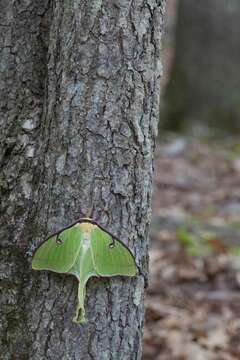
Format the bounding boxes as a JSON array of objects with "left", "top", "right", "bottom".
[{"left": 73, "top": 281, "right": 87, "bottom": 324}]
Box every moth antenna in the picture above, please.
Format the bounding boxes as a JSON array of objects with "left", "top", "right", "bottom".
[
  {"left": 80, "top": 177, "right": 95, "bottom": 219},
  {"left": 87, "top": 174, "right": 104, "bottom": 219},
  {"left": 88, "top": 176, "right": 96, "bottom": 218},
  {"left": 85, "top": 207, "right": 93, "bottom": 218}
]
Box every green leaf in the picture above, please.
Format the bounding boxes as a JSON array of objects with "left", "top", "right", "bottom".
[{"left": 230, "top": 246, "right": 240, "bottom": 256}]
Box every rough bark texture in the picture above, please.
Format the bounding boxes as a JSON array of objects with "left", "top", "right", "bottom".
[
  {"left": 0, "top": 0, "right": 165, "bottom": 359},
  {"left": 162, "top": 0, "right": 240, "bottom": 132}
]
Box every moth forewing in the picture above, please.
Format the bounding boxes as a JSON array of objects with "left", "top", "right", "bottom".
[
  {"left": 32, "top": 226, "right": 82, "bottom": 273},
  {"left": 90, "top": 226, "right": 137, "bottom": 277}
]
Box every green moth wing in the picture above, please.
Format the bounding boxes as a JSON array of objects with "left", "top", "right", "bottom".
[
  {"left": 32, "top": 225, "right": 82, "bottom": 273},
  {"left": 90, "top": 227, "right": 136, "bottom": 277},
  {"left": 72, "top": 247, "right": 98, "bottom": 323}
]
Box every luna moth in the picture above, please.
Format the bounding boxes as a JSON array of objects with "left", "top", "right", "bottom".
[{"left": 32, "top": 217, "right": 137, "bottom": 324}]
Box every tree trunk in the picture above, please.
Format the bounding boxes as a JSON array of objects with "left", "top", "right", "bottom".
[
  {"left": 162, "top": 0, "right": 240, "bottom": 132},
  {"left": 0, "top": 1, "right": 165, "bottom": 359}
]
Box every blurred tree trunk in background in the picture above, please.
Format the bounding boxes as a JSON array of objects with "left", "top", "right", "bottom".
[
  {"left": 162, "top": 0, "right": 240, "bottom": 132},
  {"left": 0, "top": 0, "right": 165, "bottom": 359}
]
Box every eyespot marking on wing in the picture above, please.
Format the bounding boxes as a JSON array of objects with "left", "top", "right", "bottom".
[{"left": 56, "top": 234, "right": 63, "bottom": 245}]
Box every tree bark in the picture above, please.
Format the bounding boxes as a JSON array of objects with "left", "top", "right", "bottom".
[
  {"left": 0, "top": 1, "right": 165, "bottom": 359},
  {"left": 162, "top": 0, "right": 240, "bottom": 132}
]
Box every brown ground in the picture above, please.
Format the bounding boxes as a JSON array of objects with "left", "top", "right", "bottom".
[{"left": 144, "top": 135, "right": 240, "bottom": 360}]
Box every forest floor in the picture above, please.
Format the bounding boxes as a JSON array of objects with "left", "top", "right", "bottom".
[{"left": 144, "top": 134, "right": 240, "bottom": 360}]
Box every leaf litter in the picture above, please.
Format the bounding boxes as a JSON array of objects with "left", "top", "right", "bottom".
[{"left": 144, "top": 135, "right": 240, "bottom": 360}]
